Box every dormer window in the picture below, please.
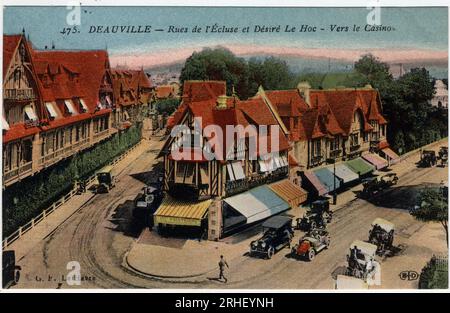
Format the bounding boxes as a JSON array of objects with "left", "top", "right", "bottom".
[
  {"left": 24, "top": 105, "right": 38, "bottom": 122},
  {"left": 79, "top": 98, "right": 89, "bottom": 113},
  {"left": 64, "top": 100, "right": 76, "bottom": 115},
  {"left": 45, "top": 102, "right": 58, "bottom": 119}
]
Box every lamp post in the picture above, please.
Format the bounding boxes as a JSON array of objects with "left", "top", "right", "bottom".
[{"left": 332, "top": 158, "right": 337, "bottom": 205}]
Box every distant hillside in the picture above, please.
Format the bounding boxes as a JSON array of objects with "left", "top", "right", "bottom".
[{"left": 144, "top": 54, "right": 448, "bottom": 81}]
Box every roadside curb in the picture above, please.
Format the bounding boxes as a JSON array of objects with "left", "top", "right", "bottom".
[{"left": 122, "top": 251, "right": 214, "bottom": 284}]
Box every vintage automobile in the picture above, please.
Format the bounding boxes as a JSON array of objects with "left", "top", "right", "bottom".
[
  {"left": 346, "top": 240, "right": 379, "bottom": 281},
  {"left": 96, "top": 165, "right": 116, "bottom": 193},
  {"left": 133, "top": 184, "right": 163, "bottom": 227},
  {"left": 379, "top": 173, "right": 399, "bottom": 188},
  {"left": 250, "top": 215, "right": 294, "bottom": 259},
  {"left": 296, "top": 199, "right": 332, "bottom": 231},
  {"left": 419, "top": 150, "right": 437, "bottom": 167},
  {"left": 360, "top": 174, "right": 398, "bottom": 198},
  {"left": 2, "top": 250, "right": 21, "bottom": 288},
  {"left": 368, "top": 218, "right": 395, "bottom": 255},
  {"left": 292, "top": 228, "right": 330, "bottom": 261},
  {"left": 438, "top": 146, "right": 448, "bottom": 167}
]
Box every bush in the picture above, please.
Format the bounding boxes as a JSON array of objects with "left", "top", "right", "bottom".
[
  {"left": 2, "top": 123, "right": 142, "bottom": 237},
  {"left": 419, "top": 256, "right": 448, "bottom": 289}
]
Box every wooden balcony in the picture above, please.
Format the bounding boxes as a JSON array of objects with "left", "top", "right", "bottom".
[
  {"left": 4, "top": 88, "right": 35, "bottom": 101},
  {"left": 38, "top": 137, "right": 90, "bottom": 168},
  {"left": 3, "top": 161, "right": 33, "bottom": 185},
  {"left": 93, "top": 129, "right": 110, "bottom": 142}
]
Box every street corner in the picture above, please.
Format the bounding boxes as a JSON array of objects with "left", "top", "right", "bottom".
[{"left": 124, "top": 228, "right": 247, "bottom": 280}]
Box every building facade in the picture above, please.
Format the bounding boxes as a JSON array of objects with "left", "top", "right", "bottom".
[{"left": 2, "top": 34, "right": 149, "bottom": 188}]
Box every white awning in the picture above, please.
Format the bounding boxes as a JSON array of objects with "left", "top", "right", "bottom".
[
  {"left": 223, "top": 185, "right": 290, "bottom": 224},
  {"left": 45, "top": 102, "right": 58, "bottom": 118},
  {"left": 231, "top": 161, "right": 245, "bottom": 180},
  {"left": 79, "top": 98, "right": 89, "bottom": 112},
  {"left": 64, "top": 100, "right": 76, "bottom": 114},
  {"left": 24, "top": 105, "right": 38, "bottom": 120}
]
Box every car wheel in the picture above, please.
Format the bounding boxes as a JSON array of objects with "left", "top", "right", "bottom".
[
  {"left": 14, "top": 270, "right": 20, "bottom": 284},
  {"left": 307, "top": 249, "right": 315, "bottom": 261},
  {"left": 310, "top": 221, "right": 317, "bottom": 230},
  {"left": 267, "top": 247, "right": 275, "bottom": 259}
]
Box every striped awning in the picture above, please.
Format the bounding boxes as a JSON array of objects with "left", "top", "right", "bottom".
[
  {"left": 153, "top": 196, "right": 211, "bottom": 227},
  {"left": 382, "top": 148, "right": 400, "bottom": 164},
  {"left": 223, "top": 185, "right": 290, "bottom": 224},
  {"left": 362, "top": 153, "right": 389, "bottom": 170},
  {"left": 303, "top": 171, "right": 328, "bottom": 196},
  {"left": 269, "top": 179, "right": 308, "bottom": 208}
]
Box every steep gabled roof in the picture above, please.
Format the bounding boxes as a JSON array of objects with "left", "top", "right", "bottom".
[
  {"left": 3, "top": 35, "right": 22, "bottom": 79},
  {"left": 33, "top": 49, "right": 110, "bottom": 113}
]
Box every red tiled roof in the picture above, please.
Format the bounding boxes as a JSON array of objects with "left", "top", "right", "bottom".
[
  {"left": 155, "top": 85, "right": 174, "bottom": 98},
  {"left": 111, "top": 69, "right": 152, "bottom": 106},
  {"left": 265, "top": 90, "right": 309, "bottom": 114},
  {"left": 3, "top": 123, "right": 40, "bottom": 143},
  {"left": 33, "top": 49, "right": 110, "bottom": 114},
  {"left": 163, "top": 81, "right": 290, "bottom": 161}
]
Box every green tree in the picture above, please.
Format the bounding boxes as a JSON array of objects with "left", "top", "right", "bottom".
[
  {"left": 410, "top": 187, "right": 448, "bottom": 245},
  {"left": 180, "top": 48, "right": 294, "bottom": 99},
  {"left": 180, "top": 47, "right": 248, "bottom": 97},
  {"left": 154, "top": 98, "right": 180, "bottom": 116}
]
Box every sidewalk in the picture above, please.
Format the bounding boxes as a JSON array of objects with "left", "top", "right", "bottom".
[
  {"left": 125, "top": 139, "right": 448, "bottom": 280},
  {"left": 8, "top": 139, "right": 152, "bottom": 262},
  {"left": 126, "top": 203, "right": 305, "bottom": 280}
]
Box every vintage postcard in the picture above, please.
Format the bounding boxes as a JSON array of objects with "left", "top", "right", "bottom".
[{"left": 1, "top": 2, "right": 448, "bottom": 295}]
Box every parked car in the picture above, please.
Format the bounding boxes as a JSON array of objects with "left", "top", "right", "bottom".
[
  {"left": 296, "top": 199, "right": 332, "bottom": 231},
  {"left": 368, "top": 218, "right": 395, "bottom": 255},
  {"left": 379, "top": 173, "right": 398, "bottom": 188},
  {"left": 2, "top": 250, "right": 21, "bottom": 288},
  {"left": 250, "top": 216, "right": 294, "bottom": 259},
  {"left": 360, "top": 174, "right": 397, "bottom": 198},
  {"left": 346, "top": 240, "right": 379, "bottom": 281},
  {"left": 419, "top": 150, "right": 437, "bottom": 167},
  {"left": 292, "top": 228, "right": 330, "bottom": 261},
  {"left": 133, "top": 184, "right": 163, "bottom": 227},
  {"left": 95, "top": 165, "right": 116, "bottom": 193}
]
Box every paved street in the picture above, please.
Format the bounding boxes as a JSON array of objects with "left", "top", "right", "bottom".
[{"left": 10, "top": 140, "right": 448, "bottom": 289}]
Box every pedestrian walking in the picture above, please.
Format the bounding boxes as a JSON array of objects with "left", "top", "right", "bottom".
[{"left": 218, "top": 255, "right": 229, "bottom": 283}]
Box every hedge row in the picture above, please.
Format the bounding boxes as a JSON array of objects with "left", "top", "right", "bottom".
[
  {"left": 419, "top": 256, "right": 448, "bottom": 289},
  {"left": 2, "top": 123, "right": 142, "bottom": 237}
]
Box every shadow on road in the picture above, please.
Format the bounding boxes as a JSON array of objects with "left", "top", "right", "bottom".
[
  {"left": 130, "top": 161, "right": 164, "bottom": 185},
  {"left": 108, "top": 199, "right": 145, "bottom": 238},
  {"left": 360, "top": 183, "right": 441, "bottom": 210}
]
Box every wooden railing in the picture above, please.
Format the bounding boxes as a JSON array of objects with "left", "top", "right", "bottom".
[
  {"left": 93, "top": 129, "right": 110, "bottom": 140},
  {"left": 4, "top": 88, "right": 35, "bottom": 100},
  {"left": 3, "top": 161, "right": 33, "bottom": 183}
]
